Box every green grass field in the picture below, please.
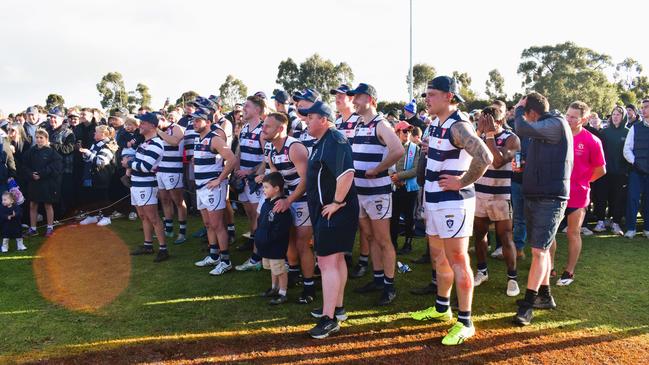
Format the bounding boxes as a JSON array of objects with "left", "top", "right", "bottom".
[{"left": 1, "top": 214, "right": 648, "bottom": 363}]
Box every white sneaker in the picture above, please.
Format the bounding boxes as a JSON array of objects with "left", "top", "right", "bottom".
[
  {"left": 1, "top": 243, "right": 8, "bottom": 253},
  {"left": 16, "top": 242, "right": 27, "bottom": 251},
  {"left": 581, "top": 227, "right": 594, "bottom": 236},
  {"left": 593, "top": 221, "right": 606, "bottom": 232},
  {"left": 490, "top": 247, "right": 503, "bottom": 259},
  {"left": 235, "top": 258, "right": 262, "bottom": 271},
  {"left": 473, "top": 271, "right": 489, "bottom": 287},
  {"left": 506, "top": 279, "right": 520, "bottom": 297},
  {"left": 610, "top": 223, "right": 624, "bottom": 236},
  {"left": 624, "top": 230, "right": 636, "bottom": 239},
  {"left": 556, "top": 272, "right": 574, "bottom": 286},
  {"left": 110, "top": 211, "right": 124, "bottom": 219},
  {"left": 128, "top": 212, "right": 138, "bottom": 221},
  {"left": 209, "top": 261, "right": 232, "bottom": 276},
  {"left": 80, "top": 216, "right": 99, "bottom": 225},
  {"left": 195, "top": 255, "right": 220, "bottom": 267},
  {"left": 97, "top": 217, "right": 112, "bottom": 226}
]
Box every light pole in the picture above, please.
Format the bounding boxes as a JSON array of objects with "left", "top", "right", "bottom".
[{"left": 408, "top": 0, "right": 413, "bottom": 101}]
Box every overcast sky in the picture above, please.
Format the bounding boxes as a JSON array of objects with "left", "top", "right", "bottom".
[{"left": 1, "top": 0, "right": 647, "bottom": 113}]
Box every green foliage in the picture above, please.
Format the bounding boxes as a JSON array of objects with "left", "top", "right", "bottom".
[
  {"left": 485, "top": 69, "right": 506, "bottom": 101},
  {"left": 407, "top": 63, "right": 436, "bottom": 98},
  {"left": 45, "top": 94, "right": 65, "bottom": 110},
  {"left": 219, "top": 75, "right": 248, "bottom": 110},
  {"left": 96, "top": 72, "right": 128, "bottom": 109},
  {"left": 377, "top": 101, "right": 406, "bottom": 116},
  {"left": 175, "top": 90, "right": 199, "bottom": 107},
  {"left": 276, "top": 53, "right": 354, "bottom": 102},
  {"left": 452, "top": 71, "right": 477, "bottom": 102},
  {"left": 127, "top": 83, "right": 152, "bottom": 112}
]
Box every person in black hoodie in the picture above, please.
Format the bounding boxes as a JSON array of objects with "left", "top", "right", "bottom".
[
  {"left": 45, "top": 108, "right": 76, "bottom": 218},
  {"left": 255, "top": 172, "right": 292, "bottom": 305},
  {"left": 0, "top": 191, "right": 25, "bottom": 252}
]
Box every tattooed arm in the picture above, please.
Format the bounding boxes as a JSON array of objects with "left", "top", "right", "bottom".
[{"left": 438, "top": 121, "right": 493, "bottom": 191}]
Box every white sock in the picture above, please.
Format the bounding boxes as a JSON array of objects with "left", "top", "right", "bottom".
[{"left": 278, "top": 289, "right": 287, "bottom": 296}]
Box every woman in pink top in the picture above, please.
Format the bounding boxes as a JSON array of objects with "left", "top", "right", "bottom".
[{"left": 551, "top": 101, "right": 606, "bottom": 286}]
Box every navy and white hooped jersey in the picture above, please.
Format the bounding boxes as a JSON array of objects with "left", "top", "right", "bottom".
[
  {"left": 335, "top": 113, "right": 361, "bottom": 141},
  {"left": 83, "top": 138, "right": 114, "bottom": 167},
  {"left": 239, "top": 121, "right": 264, "bottom": 170},
  {"left": 216, "top": 116, "right": 233, "bottom": 147},
  {"left": 193, "top": 130, "right": 223, "bottom": 189},
  {"left": 475, "top": 130, "right": 514, "bottom": 200},
  {"left": 299, "top": 127, "right": 317, "bottom": 157},
  {"left": 183, "top": 122, "right": 198, "bottom": 160},
  {"left": 129, "top": 137, "right": 164, "bottom": 188},
  {"left": 424, "top": 110, "right": 475, "bottom": 210},
  {"left": 288, "top": 105, "right": 305, "bottom": 139},
  {"left": 351, "top": 114, "right": 392, "bottom": 196},
  {"left": 265, "top": 137, "right": 307, "bottom": 202},
  {"left": 158, "top": 123, "right": 185, "bottom": 174}
]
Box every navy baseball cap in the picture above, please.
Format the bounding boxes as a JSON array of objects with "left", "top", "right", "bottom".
[
  {"left": 26, "top": 106, "right": 38, "bottom": 114},
  {"left": 254, "top": 91, "right": 267, "bottom": 99},
  {"left": 136, "top": 112, "right": 160, "bottom": 127},
  {"left": 422, "top": 76, "right": 465, "bottom": 102},
  {"left": 192, "top": 96, "right": 216, "bottom": 112},
  {"left": 292, "top": 88, "right": 322, "bottom": 103},
  {"left": 298, "top": 101, "right": 333, "bottom": 120},
  {"left": 47, "top": 107, "right": 65, "bottom": 118},
  {"left": 346, "top": 83, "right": 378, "bottom": 100},
  {"left": 330, "top": 84, "right": 352, "bottom": 95},
  {"left": 271, "top": 90, "right": 290, "bottom": 104},
  {"left": 208, "top": 95, "right": 223, "bottom": 108},
  {"left": 190, "top": 107, "right": 211, "bottom": 121}
]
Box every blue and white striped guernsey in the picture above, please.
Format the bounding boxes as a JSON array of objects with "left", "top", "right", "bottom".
[
  {"left": 424, "top": 110, "right": 475, "bottom": 210},
  {"left": 193, "top": 129, "right": 223, "bottom": 189},
  {"left": 129, "top": 137, "right": 164, "bottom": 188},
  {"left": 158, "top": 123, "right": 185, "bottom": 174},
  {"left": 299, "top": 127, "right": 317, "bottom": 157},
  {"left": 474, "top": 130, "right": 514, "bottom": 200},
  {"left": 239, "top": 121, "right": 264, "bottom": 170},
  {"left": 183, "top": 122, "right": 198, "bottom": 160},
  {"left": 352, "top": 114, "right": 392, "bottom": 196},
  {"left": 288, "top": 105, "right": 305, "bottom": 139},
  {"left": 83, "top": 138, "right": 114, "bottom": 167},
  {"left": 335, "top": 113, "right": 361, "bottom": 141},
  {"left": 265, "top": 136, "right": 307, "bottom": 202},
  {"left": 216, "top": 116, "right": 233, "bottom": 147}
]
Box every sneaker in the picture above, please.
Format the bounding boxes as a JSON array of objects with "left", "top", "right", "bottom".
[
  {"left": 80, "top": 216, "right": 99, "bottom": 225},
  {"left": 410, "top": 282, "right": 437, "bottom": 296},
  {"left": 308, "top": 316, "right": 340, "bottom": 339},
  {"left": 44, "top": 228, "right": 54, "bottom": 237},
  {"left": 174, "top": 235, "right": 187, "bottom": 244},
  {"left": 473, "top": 271, "right": 489, "bottom": 287},
  {"left": 580, "top": 227, "right": 594, "bottom": 236},
  {"left": 354, "top": 281, "right": 384, "bottom": 294},
  {"left": 269, "top": 295, "right": 288, "bottom": 305},
  {"left": 261, "top": 287, "right": 279, "bottom": 298},
  {"left": 110, "top": 211, "right": 124, "bottom": 220},
  {"left": 624, "top": 230, "right": 636, "bottom": 239},
  {"left": 593, "top": 221, "right": 606, "bottom": 232},
  {"left": 297, "top": 288, "right": 315, "bottom": 304},
  {"left": 154, "top": 250, "right": 170, "bottom": 263},
  {"left": 192, "top": 227, "right": 207, "bottom": 238},
  {"left": 209, "top": 261, "right": 232, "bottom": 275},
  {"left": 97, "top": 217, "right": 111, "bottom": 226},
  {"left": 1, "top": 243, "right": 8, "bottom": 253},
  {"left": 349, "top": 264, "right": 367, "bottom": 278},
  {"left": 195, "top": 255, "right": 219, "bottom": 267},
  {"left": 610, "top": 223, "right": 624, "bottom": 236},
  {"left": 378, "top": 289, "right": 397, "bottom": 306},
  {"left": 490, "top": 246, "right": 503, "bottom": 259},
  {"left": 441, "top": 322, "right": 475, "bottom": 346},
  {"left": 310, "top": 307, "right": 348, "bottom": 321},
  {"left": 518, "top": 295, "right": 557, "bottom": 310},
  {"left": 556, "top": 271, "right": 574, "bottom": 286},
  {"left": 26, "top": 228, "right": 38, "bottom": 237},
  {"left": 410, "top": 306, "right": 452, "bottom": 321},
  {"left": 128, "top": 212, "right": 138, "bottom": 221},
  {"left": 131, "top": 246, "right": 154, "bottom": 256},
  {"left": 506, "top": 279, "right": 520, "bottom": 297},
  {"left": 235, "top": 258, "right": 262, "bottom": 272},
  {"left": 513, "top": 304, "right": 534, "bottom": 326},
  {"left": 16, "top": 242, "right": 27, "bottom": 251}
]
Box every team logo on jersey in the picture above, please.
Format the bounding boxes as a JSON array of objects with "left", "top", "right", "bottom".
[
  {"left": 347, "top": 122, "right": 353, "bottom": 128},
  {"left": 140, "top": 193, "right": 145, "bottom": 199},
  {"left": 376, "top": 203, "right": 383, "bottom": 212},
  {"left": 169, "top": 177, "right": 175, "bottom": 183},
  {"left": 446, "top": 219, "right": 454, "bottom": 229},
  {"left": 208, "top": 197, "right": 214, "bottom": 204},
  {"left": 251, "top": 133, "right": 257, "bottom": 139},
  {"left": 296, "top": 210, "right": 303, "bottom": 218},
  {"left": 578, "top": 143, "right": 584, "bottom": 150},
  {"left": 268, "top": 211, "right": 275, "bottom": 222}
]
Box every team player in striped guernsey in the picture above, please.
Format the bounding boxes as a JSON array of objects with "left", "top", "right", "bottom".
[
  {"left": 155, "top": 113, "right": 188, "bottom": 245},
  {"left": 409, "top": 77, "right": 493, "bottom": 346},
  {"left": 472, "top": 105, "right": 521, "bottom": 297},
  {"left": 125, "top": 112, "right": 169, "bottom": 263},
  {"left": 331, "top": 84, "right": 361, "bottom": 142},
  {"left": 348, "top": 83, "right": 405, "bottom": 306},
  {"left": 294, "top": 88, "right": 321, "bottom": 157},
  {"left": 232, "top": 95, "right": 266, "bottom": 256},
  {"left": 190, "top": 108, "right": 239, "bottom": 276},
  {"left": 259, "top": 112, "right": 316, "bottom": 303},
  {"left": 272, "top": 90, "right": 303, "bottom": 139}
]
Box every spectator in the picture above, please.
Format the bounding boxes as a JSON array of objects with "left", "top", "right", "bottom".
[
  {"left": 404, "top": 99, "right": 425, "bottom": 130},
  {"left": 23, "top": 106, "right": 43, "bottom": 146},
  {"left": 45, "top": 107, "right": 76, "bottom": 217},
  {"left": 0, "top": 191, "right": 25, "bottom": 252},
  {"left": 626, "top": 104, "right": 642, "bottom": 127},
  {"left": 622, "top": 99, "right": 649, "bottom": 238}
]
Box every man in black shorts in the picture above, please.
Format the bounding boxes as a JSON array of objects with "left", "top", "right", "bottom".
[{"left": 302, "top": 101, "right": 359, "bottom": 339}]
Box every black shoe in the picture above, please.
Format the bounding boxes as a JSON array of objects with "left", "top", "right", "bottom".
[
  {"left": 410, "top": 282, "right": 437, "bottom": 295},
  {"left": 236, "top": 241, "right": 254, "bottom": 252},
  {"left": 269, "top": 295, "right": 287, "bottom": 305},
  {"left": 411, "top": 254, "right": 430, "bottom": 264},
  {"left": 131, "top": 246, "right": 154, "bottom": 256},
  {"left": 354, "top": 281, "right": 384, "bottom": 294},
  {"left": 308, "top": 316, "right": 340, "bottom": 339},
  {"left": 298, "top": 288, "right": 315, "bottom": 304},
  {"left": 349, "top": 264, "right": 368, "bottom": 278},
  {"left": 397, "top": 244, "right": 412, "bottom": 255},
  {"left": 154, "top": 250, "right": 169, "bottom": 262},
  {"left": 513, "top": 304, "right": 534, "bottom": 326},
  {"left": 378, "top": 289, "right": 397, "bottom": 306},
  {"left": 517, "top": 295, "right": 557, "bottom": 310},
  {"left": 310, "top": 307, "right": 348, "bottom": 321},
  {"left": 261, "top": 287, "right": 279, "bottom": 298}
]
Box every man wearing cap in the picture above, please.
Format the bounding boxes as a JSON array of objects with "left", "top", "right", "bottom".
[
  {"left": 272, "top": 90, "right": 303, "bottom": 139},
  {"left": 404, "top": 99, "right": 425, "bottom": 131},
  {"left": 24, "top": 106, "right": 43, "bottom": 146},
  {"left": 390, "top": 121, "right": 420, "bottom": 255},
  {"left": 301, "top": 100, "right": 359, "bottom": 339},
  {"left": 124, "top": 112, "right": 169, "bottom": 262},
  {"left": 409, "top": 76, "right": 493, "bottom": 346},
  {"left": 294, "top": 89, "right": 321, "bottom": 157},
  {"left": 46, "top": 107, "right": 76, "bottom": 218},
  {"left": 349, "top": 83, "right": 404, "bottom": 306},
  {"left": 331, "top": 84, "right": 361, "bottom": 142}
]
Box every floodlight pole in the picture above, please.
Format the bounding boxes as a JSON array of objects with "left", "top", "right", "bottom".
[{"left": 408, "top": 0, "right": 414, "bottom": 101}]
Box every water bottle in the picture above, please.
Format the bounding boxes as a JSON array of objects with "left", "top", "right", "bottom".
[{"left": 397, "top": 261, "right": 411, "bottom": 274}]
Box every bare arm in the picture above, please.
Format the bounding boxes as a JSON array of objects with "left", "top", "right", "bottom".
[
  {"left": 156, "top": 125, "right": 184, "bottom": 146},
  {"left": 286, "top": 143, "right": 309, "bottom": 204},
  {"left": 591, "top": 165, "right": 606, "bottom": 182},
  {"left": 450, "top": 122, "right": 493, "bottom": 188},
  {"left": 485, "top": 133, "right": 520, "bottom": 169}
]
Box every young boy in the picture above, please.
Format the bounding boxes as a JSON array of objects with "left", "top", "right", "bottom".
[{"left": 256, "top": 172, "right": 292, "bottom": 305}]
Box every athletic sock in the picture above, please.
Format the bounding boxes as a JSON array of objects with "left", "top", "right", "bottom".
[
  {"left": 435, "top": 295, "right": 450, "bottom": 313},
  {"left": 209, "top": 244, "right": 220, "bottom": 260},
  {"left": 144, "top": 241, "right": 153, "bottom": 249},
  {"left": 507, "top": 269, "right": 518, "bottom": 281},
  {"left": 383, "top": 276, "right": 395, "bottom": 291},
  {"left": 524, "top": 288, "right": 538, "bottom": 305},
  {"left": 373, "top": 270, "right": 385, "bottom": 286},
  {"left": 178, "top": 220, "right": 187, "bottom": 236},
  {"left": 278, "top": 288, "right": 287, "bottom": 296},
  {"left": 431, "top": 269, "right": 437, "bottom": 285},
  {"left": 458, "top": 311, "right": 473, "bottom": 327},
  {"left": 227, "top": 224, "right": 235, "bottom": 237},
  {"left": 164, "top": 219, "right": 173, "bottom": 234},
  {"left": 46, "top": 225, "right": 53, "bottom": 230},
  {"left": 250, "top": 252, "right": 262, "bottom": 264},
  {"left": 30, "top": 226, "right": 36, "bottom": 231},
  {"left": 220, "top": 250, "right": 230, "bottom": 265},
  {"left": 303, "top": 277, "right": 315, "bottom": 294},
  {"left": 159, "top": 245, "right": 167, "bottom": 251},
  {"left": 288, "top": 265, "right": 300, "bottom": 275},
  {"left": 477, "top": 262, "right": 488, "bottom": 275},
  {"left": 359, "top": 254, "right": 369, "bottom": 267}
]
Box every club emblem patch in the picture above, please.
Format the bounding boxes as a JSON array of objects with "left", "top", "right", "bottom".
[
  {"left": 376, "top": 204, "right": 383, "bottom": 212},
  {"left": 208, "top": 197, "right": 214, "bottom": 204},
  {"left": 140, "top": 193, "right": 145, "bottom": 199},
  {"left": 446, "top": 219, "right": 454, "bottom": 229}
]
